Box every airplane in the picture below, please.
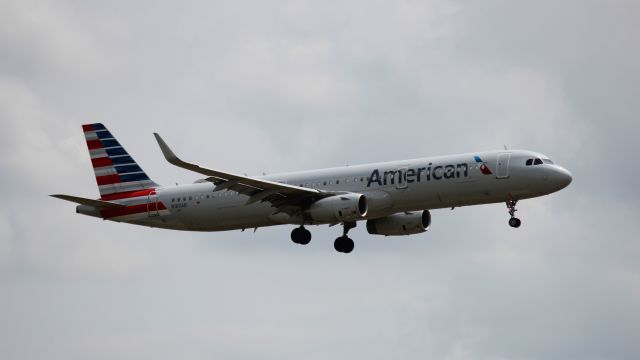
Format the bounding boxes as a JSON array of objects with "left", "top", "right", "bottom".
[{"left": 52, "top": 123, "right": 572, "bottom": 253}]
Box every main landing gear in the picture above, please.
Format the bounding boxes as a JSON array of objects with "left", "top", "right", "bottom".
[
  {"left": 291, "top": 226, "right": 312, "bottom": 245},
  {"left": 334, "top": 222, "right": 356, "bottom": 253},
  {"left": 506, "top": 200, "right": 522, "bottom": 228},
  {"left": 290, "top": 222, "right": 357, "bottom": 253}
]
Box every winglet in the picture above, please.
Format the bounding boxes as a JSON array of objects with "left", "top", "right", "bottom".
[
  {"left": 153, "top": 133, "right": 181, "bottom": 165},
  {"left": 153, "top": 132, "right": 224, "bottom": 177}
]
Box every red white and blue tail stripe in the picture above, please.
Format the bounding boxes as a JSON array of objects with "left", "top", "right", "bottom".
[{"left": 83, "top": 123, "right": 159, "bottom": 199}]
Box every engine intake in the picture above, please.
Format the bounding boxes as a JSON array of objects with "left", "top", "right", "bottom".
[
  {"left": 308, "top": 194, "right": 368, "bottom": 223},
  {"left": 366, "top": 210, "right": 431, "bottom": 236}
]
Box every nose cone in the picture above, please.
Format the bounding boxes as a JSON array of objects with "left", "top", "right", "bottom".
[{"left": 552, "top": 166, "right": 573, "bottom": 190}]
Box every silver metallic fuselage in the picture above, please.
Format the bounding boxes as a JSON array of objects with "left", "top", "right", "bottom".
[{"left": 110, "top": 149, "right": 571, "bottom": 231}]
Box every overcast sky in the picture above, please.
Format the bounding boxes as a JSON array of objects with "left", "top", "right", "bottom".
[{"left": 1, "top": 1, "right": 639, "bottom": 359}]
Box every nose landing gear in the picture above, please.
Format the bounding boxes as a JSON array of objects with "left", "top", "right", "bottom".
[
  {"left": 506, "top": 200, "right": 521, "bottom": 228},
  {"left": 334, "top": 222, "right": 356, "bottom": 253}
]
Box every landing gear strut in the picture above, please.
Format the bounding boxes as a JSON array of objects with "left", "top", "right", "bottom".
[
  {"left": 291, "top": 226, "right": 312, "bottom": 245},
  {"left": 506, "top": 200, "right": 521, "bottom": 228},
  {"left": 334, "top": 222, "right": 356, "bottom": 253}
]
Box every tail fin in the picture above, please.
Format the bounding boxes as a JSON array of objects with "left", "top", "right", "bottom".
[{"left": 82, "top": 123, "right": 158, "bottom": 199}]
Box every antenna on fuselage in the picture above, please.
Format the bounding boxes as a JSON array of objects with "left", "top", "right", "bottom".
[{"left": 503, "top": 145, "right": 508, "bottom": 150}]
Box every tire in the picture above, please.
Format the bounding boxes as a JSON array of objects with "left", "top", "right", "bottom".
[
  {"left": 334, "top": 237, "right": 344, "bottom": 252},
  {"left": 291, "top": 227, "right": 302, "bottom": 243},
  {"left": 342, "top": 237, "right": 354, "bottom": 253},
  {"left": 509, "top": 218, "right": 522, "bottom": 228},
  {"left": 334, "top": 236, "right": 354, "bottom": 253},
  {"left": 299, "top": 229, "right": 311, "bottom": 245}
]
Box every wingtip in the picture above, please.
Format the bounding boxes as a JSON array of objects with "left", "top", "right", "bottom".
[
  {"left": 153, "top": 132, "right": 165, "bottom": 146},
  {"left": 153, "top": 132, "right": 179, "bottom": 163},
  {"left": 153, "top": 132, "right": 164, "bottom": 145}
]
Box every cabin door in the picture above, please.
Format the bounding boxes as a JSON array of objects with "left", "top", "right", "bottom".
[
  {"left": 147, "top": 191, "right": 160, "bottom": 217},
  {"left": 496, "top": 153, "right": 511, "bottom": 179}
]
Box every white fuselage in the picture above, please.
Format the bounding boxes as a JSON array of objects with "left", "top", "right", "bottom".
[{"left": 88, "top": 149, "right": 571, "bottom": 231}]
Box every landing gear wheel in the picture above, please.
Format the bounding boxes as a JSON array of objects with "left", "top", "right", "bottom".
[
  {"left": 291, "top": 226, "right": 312, "bottom": 245},
  {"left": 505, "top": 200, "right": 521, "bottom": 228},
  {"left": 334, "top": 236, "right": 354, "bottom": 253},
  {"left": 332, "top": 222, "right": 357, "bottom": 253},
  {"left": 299, "top": 228, "right": 311, "bottom": 244}
]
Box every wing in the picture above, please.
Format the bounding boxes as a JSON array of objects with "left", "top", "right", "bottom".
[{"left": 153, "top": 133, "right": 335, "bottom": 209}]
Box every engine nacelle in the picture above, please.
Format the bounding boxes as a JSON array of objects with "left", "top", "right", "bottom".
[
  {"left": 366, "top": 210, "right": 431, "bottom": 236},
  {"left": 308, "top": 194, "right": 368, "bottom": 223}
]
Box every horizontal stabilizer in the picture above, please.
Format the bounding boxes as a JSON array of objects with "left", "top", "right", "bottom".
[{"left": 50, "top": 194, "right": 126, "bottom": 209}]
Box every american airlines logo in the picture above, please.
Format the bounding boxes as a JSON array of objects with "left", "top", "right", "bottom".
[
  {"left": 366, "top": 156, "right": 492, "bottom": 187},
  {"left": 367, "top": 163, "right": 469, "bottom": 187},
  {"left": 474, "top": 155, "right": 493, "bottom": 175}
]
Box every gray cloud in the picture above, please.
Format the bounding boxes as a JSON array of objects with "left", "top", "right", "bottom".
[{"left": 1, "top": 0, "right": 639, "bottom": 359}]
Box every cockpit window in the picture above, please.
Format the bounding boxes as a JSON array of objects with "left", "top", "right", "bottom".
[
  {"left": 534, "top": 158, "right": 543, "bottom": 165},
  {"left": 526, "top": 159, "right": 533, "bottom": 166},
  {"left": 542, "top": 158, "right": 554, "bottom": 164}
]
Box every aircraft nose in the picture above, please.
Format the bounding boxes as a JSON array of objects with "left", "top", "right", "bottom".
[{"left": 553, "top": 166, "right": 573, "bottom": 189}]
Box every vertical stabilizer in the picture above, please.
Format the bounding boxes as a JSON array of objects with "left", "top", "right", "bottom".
[{"left": 82, "top": 123, "right": 158, "bottom": 199}]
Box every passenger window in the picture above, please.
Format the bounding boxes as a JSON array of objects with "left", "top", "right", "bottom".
[
  {"left": 183, "top": 197, "right": 186, "bottom": 201},
  {"left": 323, "top": 181, "right": 327, "bottom": 186},
  {"left": 526, "top": 159, "right": 533, "bottom": 166},
  {"left": 361, "top": 177, "right": 364, "bottom": 182},
  {"left": 336, "top": 180, "right": 340, "bottom": 184},
  {"left": 189, "top": 196, "right": 192, "bottom": 200},
  {"left": 534, "top": 158, "right": 543, "bottom": 165}
]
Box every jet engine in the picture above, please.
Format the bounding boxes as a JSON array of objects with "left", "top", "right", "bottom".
[
  {"left": 366, "top": 210, "right": 431, "bottom": 236},
  {"left": 308, "top": 194, "right": 368, "bottom": 223}
]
